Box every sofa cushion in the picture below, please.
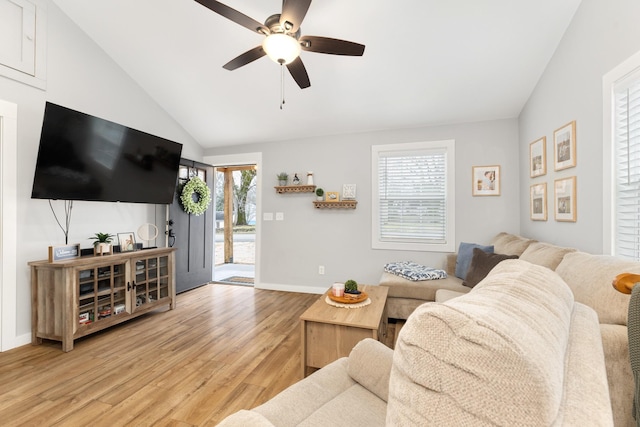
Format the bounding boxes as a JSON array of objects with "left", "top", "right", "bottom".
[
  {"left": 387, "top": 260, "right": 576, "bottom": 426},
  {"left": 490, "top": 232, "right": 536, "bottom": 256},
  {"left": 555, "top": 251, "right": 636, "bottom": 326},
  {"left": 454, "top": 242, "right": 494, "bottom": 279},
  {"left": 379, "top": 272, "right": 468, "bottom": 301},
  {"left": 462, "top": 248, "right": 518, "bottom": 288},
  {"left": 519, "top": 241, "right": 575, "bottom": 270}
]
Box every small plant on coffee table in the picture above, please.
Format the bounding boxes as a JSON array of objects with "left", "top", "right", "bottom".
[{"left": 344, "top": 279, "right": 360, "bottom": 294}]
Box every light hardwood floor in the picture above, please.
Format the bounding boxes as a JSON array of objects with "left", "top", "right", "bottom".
[{"left": 0, "top": 284, "right": 327, "bottom": 426}]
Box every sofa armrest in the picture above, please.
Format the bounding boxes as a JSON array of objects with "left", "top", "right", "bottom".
[
  {"left": 348, "top": 338, "right": 394, "bottom": 402},
  {"left": 216, "top": 410, "right": 275, "bottom": 427}
]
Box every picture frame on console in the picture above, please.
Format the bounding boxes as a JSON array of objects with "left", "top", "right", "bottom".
[
  {"left": 529, "top": 137, "right": 546, "bottom": 177},
  {"left": 554, "top": 120, "right": 576, "bottom": 171},
  {"left": 530, "top": 183, "right": 547, "bottom": 221},
  {"left": 118, "top": 233, "right": 136, "bottom": 252},
  {"left": 554, "top": 176, "right": 577, "bottom": 222},
  {"left": 472, "top": 165, "right": 500, "bottom": 196}
]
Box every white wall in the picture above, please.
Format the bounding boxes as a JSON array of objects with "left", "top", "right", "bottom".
[
  {"left": 0, "top": 0, "right": 202, "bottom": 347},
  {"left": 206, "top": 119, "right": 519, "bottom": 292},
  {"left": 519, "top": 0, "right": 640, "bottom": 254}
]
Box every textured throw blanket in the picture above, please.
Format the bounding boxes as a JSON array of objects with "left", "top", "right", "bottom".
[
  {"left": 384, "top": 261, "right": 447, "bottom": 281},
  {"left": 630, "top": 284, "right": 640, "bottom": 425}
]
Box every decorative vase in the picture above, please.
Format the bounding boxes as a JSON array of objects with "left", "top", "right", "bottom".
[
  {"left": 94, "top": 243, "right": 112, "bottom": 256},
  {"left": 307, "top": 171, "right": 314, "bottom": 185}
]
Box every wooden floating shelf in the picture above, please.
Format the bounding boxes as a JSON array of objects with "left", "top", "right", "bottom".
[
  {"left": 275, "top": 185, "right": 316, "bottom": 194},
  {"left": 313, "top": 201, "right": 358, "bottom": 209}
]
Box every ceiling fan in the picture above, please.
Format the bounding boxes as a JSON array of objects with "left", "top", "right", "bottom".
[{"left": 194, "top": 0, "right": 365, "bottom": 89}]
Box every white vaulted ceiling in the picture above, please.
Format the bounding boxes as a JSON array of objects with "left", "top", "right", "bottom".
[{"left": 52, "top": 0, "right": 582, "bottom": 148}]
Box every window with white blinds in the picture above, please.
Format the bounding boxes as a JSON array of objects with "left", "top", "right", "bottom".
[
  {"left": 614, "top": 71, "right": 640, "bottom": 260},
  {"left": 372, "top": 140, "right": 455, "bottom": 252}
]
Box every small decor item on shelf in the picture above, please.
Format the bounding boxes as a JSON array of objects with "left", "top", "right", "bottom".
[
  {"left": 117, "top": 232, "right": 136, "bottom": 252},
  {"left": 292, "top": 173, "right": 301, "bottom": 185},
  {"left": 89, "top": 232, "right": 114, "bottom": 256},
  {"left": 342, "top": 184, "right": 357, "bottom": 200},
  {"left": 180, "top": 176, "right": 212, "bottom": 216},
  {"left": 315, "top": 187, "right": 324, "bottom": 201},
  {"left": 326, "top": 191, "right": 340, "bottom": 202},
  {"left": 307, "top": 171, "right": 314, "bottom": 185},
  {"left": 344, "top": 279, "right": 360, "bottom": 294},
  {"left": 277, "top": 172, "right": 289, "bottom": 186}
]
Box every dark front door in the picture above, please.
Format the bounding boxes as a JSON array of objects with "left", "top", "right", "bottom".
[{"left": 169, "top": 158, "right": 214, "bottom": 293}]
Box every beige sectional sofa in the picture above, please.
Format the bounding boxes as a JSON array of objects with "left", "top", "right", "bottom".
[
  {"left": 217, "top": 260, "right": 613, "bottom": 426},
  {"left": 380, "top": 232, "right": 636, "bottom": 426}
]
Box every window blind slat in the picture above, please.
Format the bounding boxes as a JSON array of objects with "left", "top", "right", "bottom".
[{"left": 614, "top": 78, "right": 640, "bottom": 259}]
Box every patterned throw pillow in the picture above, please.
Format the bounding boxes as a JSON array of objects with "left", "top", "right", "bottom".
[{"left": 384, "top": 261, "right": 447, "bottom": 281}]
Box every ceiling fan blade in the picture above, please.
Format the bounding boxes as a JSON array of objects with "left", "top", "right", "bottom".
[
  {"left": 300, "top": 36, "right": 365, "bottom": 56},
  {"left": 280, "top": 0, "right": 311, "bottom": 33},
  {"left": 223, "top": 46, "right": 266, "bottom": 70},
  {"left": 286, "top": 57, "right": 311, "bottom": 89},
  {"left": 194, "top": 0, "right": 268, "bottom": 34}
]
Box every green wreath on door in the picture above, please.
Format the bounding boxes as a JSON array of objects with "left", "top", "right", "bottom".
[{"left": 180, "top": 176, "right": 211, "bottom": 216}]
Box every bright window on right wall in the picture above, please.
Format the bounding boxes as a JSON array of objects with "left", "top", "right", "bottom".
[{"left": 604, "top": 51, "right": 640, "bottom": 259}]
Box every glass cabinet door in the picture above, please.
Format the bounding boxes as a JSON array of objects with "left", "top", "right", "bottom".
[
  {"left": 77, "top": 263, "right": 127, "bottom": 327},
  {"left": 133, "top": 255, "right": 171, "bottom": 311}
]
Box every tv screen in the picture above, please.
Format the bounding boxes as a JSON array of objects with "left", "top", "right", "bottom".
[{"left": 31, "top": 102, "right": 183, "bottom": 204}]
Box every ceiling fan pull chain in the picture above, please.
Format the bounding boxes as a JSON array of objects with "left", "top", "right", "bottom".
[{"left": 280, "top": 63, "right": 285, "bottom": 110}]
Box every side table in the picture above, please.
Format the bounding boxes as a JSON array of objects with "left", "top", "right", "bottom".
[{"left": 300, "top": 284, "right": 389, "bottom": 377}]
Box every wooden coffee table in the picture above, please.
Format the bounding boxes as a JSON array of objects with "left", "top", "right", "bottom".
[{"left": 300, "top": 284, "right": 389, "bottom": 377}]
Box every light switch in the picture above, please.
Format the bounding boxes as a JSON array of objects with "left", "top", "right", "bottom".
[
  {"left": 276, "top": 212, "right": 284, "bottom": 221},
  {"left": 263, "top": 212, "right": 273, "bottom": 221}
]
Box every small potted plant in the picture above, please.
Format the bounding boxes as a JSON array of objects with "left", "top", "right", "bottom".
[
  {"left": 315, "top": 187, "right": 324, "bottom": 201},
  {"left": 344, "top": 279, "right": 361, "bottom": 295},
  {"left": 90, "top": 232, "right": 114, "bottom": 256},
  {"left": 277, "top": 172, "right": 289, "bottom": 186}
]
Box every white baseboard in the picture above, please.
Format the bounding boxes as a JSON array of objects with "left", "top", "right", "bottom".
[
  {"left": 1, "top": 332, "right": 32, "bottom": 352},
  {"left": 255, "top": 282, "right": 325, "bottom": 295}
]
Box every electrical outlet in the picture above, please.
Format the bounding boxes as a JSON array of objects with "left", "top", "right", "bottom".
[{"left": 318, "top": 265, "right": 325, "bottom": 275}]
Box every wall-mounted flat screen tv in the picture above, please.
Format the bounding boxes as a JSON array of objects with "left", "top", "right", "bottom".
[{"left": 31, "top": 102, "right": 183, "bottom": 204}]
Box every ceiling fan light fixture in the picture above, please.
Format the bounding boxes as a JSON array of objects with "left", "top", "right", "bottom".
[{"left": 262, "top": 33, "right": 301, "bottom": 65}]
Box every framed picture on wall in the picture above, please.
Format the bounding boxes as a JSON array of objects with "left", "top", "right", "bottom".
[
  {"left": 530, "top": 183, "right": 547, "bottom": 221},
  {"left": 554, "top": 176, "right": 577, "bottom": 222},
  {"left": 529, "top": 137, "right": 546, "bottom": 178},
  {"left": 472, "top": 165, "right": 500, "bottom": 196},
  {"left": 554, "top": 121, "right": 577, "bottom": 171}
]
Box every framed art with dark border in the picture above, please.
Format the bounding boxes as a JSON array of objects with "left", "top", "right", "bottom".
[
  {"left": 554, "top": 176, "right": 576, "bottom": 222},
  {"left": 472, "top": 165, "right": 500, "bottom": 196},
  {"left": 117, "top": 232, "right": 136, "bottom": 252},
  {"left": 554, "top": 121, "right": 576, "bottom": 171},
  {"left": 529, "top": 137, "right": 546, "bottom": 177},
  {"left": 530, "top": 183, "right": 547, "bottom": 221}
]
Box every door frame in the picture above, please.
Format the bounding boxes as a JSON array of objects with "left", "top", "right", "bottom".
[
  {"left": 0, "top": 99, "right": 18, "bottom": 351},
  {"left": 203, "top": 152, "right": 262, "bottom": 287}
]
